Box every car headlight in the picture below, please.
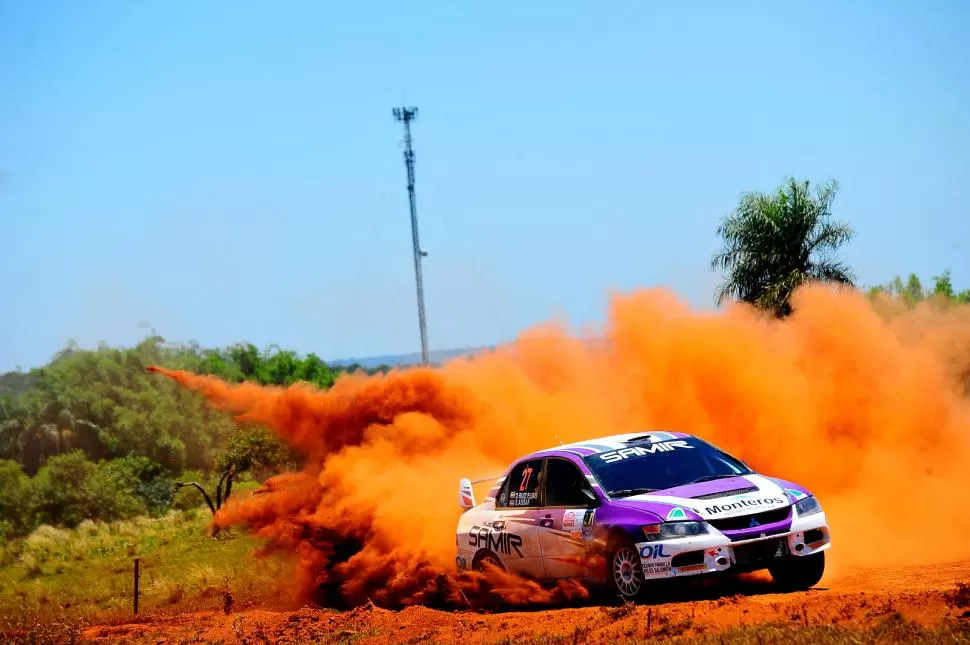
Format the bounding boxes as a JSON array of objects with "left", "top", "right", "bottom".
[
  {"left": 643, "top": 522, "right": 709, "bottom": 540},
  {"left": 795, "top": 495, "right": 821, "bottom": 517}
]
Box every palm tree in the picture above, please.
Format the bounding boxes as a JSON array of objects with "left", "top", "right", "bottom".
[{"left": 711, "top": 177, "right": 856, "bottom": 317}]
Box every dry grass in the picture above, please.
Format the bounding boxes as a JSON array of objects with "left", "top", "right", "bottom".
[{"left": 0, "top": 504, "right": 293, "bottom": 633}]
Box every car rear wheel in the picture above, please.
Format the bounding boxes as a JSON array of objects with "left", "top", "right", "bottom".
[
  {"left": 607, "top": 536, "right": 645, "bottom": 601},
  {"left": 474, "top": 551, "right": 505, "bottom": 573},
  {"left": 769, "top": 551, "right": 825, "bottom": 591}
]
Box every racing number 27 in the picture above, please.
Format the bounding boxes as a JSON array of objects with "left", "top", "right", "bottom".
[{"left": 519, "top": 465, "right": 533, "bottom": 492}]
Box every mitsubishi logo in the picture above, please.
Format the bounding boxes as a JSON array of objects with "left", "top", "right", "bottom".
[{"left": 748, "top": 517, "right": 760, "bottom": 528}]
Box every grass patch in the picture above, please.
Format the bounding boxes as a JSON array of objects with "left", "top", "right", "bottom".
[{"left": 0, "top": 499, "right": 291, "bottom": 631}]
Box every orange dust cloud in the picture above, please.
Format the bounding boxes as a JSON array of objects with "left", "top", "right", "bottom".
[{"left": 148, "top": 283, "right": 970, "bottom": 606}]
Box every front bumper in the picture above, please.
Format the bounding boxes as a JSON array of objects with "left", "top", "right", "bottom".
[{"left": 633, "top": 511, "right": 830, "bottom": 579}]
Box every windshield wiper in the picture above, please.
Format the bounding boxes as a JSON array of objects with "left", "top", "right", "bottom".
[
  {"left": 607, "top": 487, "right": 656, "bottom": 498},
  {"left": 686, "top": 473, "right": 744, "bottom": 484}
]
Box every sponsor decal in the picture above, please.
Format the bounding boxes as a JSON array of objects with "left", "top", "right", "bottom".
[
  {"left": 666, "top": 507, "right": 688, "bottom": 520},
  {"left": 469, "top": 525, "right": 523, "bottom": 557},
  {"left": 598, "top": 441, "right": 693, "bottom": 464},
  {"left": 563, "top": 510, "right": 579, "bottom": 530},
  {"left": 808, "top": 540, "right": 825, "bottom": 549},
  {"left": 643, "top": 561, "right": 672, "bottom": 576},
  {"left": 581, "top": 510, "right": 595, "bottom": 538},
  {"left": 677, "top": 563, "right": 707, "bottom": 573},
  {"left": 639, "top": 544, "right": 670, "bottom": 559},
  {"left": 704, "top": 497, "right": 786, "bottom": 516},
  {"left": 786, "top": 488, "right": 807, "bottom": 501},
  {"left": 509, "top": 490, "right": 539, "bottom": 506}
]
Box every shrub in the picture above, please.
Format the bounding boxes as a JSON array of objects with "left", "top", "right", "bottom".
[
  {"left": 28, "top": 451, "right": 146, "bottom": 528},
  {"left": 0, "top": 460, "right": 31, "bottom": 537}
]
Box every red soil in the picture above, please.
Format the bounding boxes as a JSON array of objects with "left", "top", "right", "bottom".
[{"left": 81, "top": 560, "right": 970, "bottom": 644}]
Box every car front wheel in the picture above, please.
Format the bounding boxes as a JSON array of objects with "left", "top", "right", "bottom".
[
  {"left": 769, "top": 551, "right": 825, "bottom": 591},
  {"left": 607, "top": 536, "right": 645, "bottom": 601}
]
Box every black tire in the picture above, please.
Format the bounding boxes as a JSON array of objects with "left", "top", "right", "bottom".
[
  {"left": 473, "top": 551, "right": 505, "bottom": 573},
  {"left": 606, "top": 534, "right": 646, "bottom": 601},
  {"left": 768, "top": 551, "right": 825, "bottom": 591}
]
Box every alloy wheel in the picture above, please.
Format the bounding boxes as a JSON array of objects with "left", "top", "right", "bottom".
[{"left": 612, "top": 545, "right": 643, "bottom": 598}]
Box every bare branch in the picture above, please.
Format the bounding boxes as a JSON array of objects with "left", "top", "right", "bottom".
[
  {"left": 215, "top": 467, "right": 237, "bottom": 510},
  {"left": 224, "top": 469, "right": 235, "bottom": 505},
  {"left": 175, "top": 481, "right": 216, "bottom": 516}
]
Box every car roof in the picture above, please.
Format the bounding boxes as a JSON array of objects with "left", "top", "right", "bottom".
[{"left": 522, "top": 430, "right": 694, "bottom": 461}]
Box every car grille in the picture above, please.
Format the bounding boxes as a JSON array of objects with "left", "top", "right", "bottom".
[
  {"left": 691, "top": 486, "right": 759, "bottom": 500},
  {"left": 731, "top": 537, "right": 789, "bottom": 567},
  {"left": 725, "top": 527, "right": 789, "bottom": 542},
  {"left": 671, "top": 550, "right": 705, "bottom": 567},
  {"left": 707, "top": 506, "right": 791, "bottom": 531}
]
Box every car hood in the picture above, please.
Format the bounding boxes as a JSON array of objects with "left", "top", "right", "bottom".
[{"left": 609, "top": 473, "right": 809, "bottom": 522}]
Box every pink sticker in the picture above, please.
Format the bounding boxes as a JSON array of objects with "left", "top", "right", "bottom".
[{"left": 563, "top": 511, "right": 578, "bottom": 529}]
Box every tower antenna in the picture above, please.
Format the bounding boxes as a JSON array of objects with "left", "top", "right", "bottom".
[{"left": 392, "top": 106, "right": 429, "bottom": 365}]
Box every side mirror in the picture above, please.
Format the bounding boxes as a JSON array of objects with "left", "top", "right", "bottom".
[{"left": 459, "top": 478, "right": 476, "bottom": 511}]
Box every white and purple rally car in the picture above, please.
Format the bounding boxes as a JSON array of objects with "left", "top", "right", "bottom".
[{"left": 456, "top": 431, "right": 830, "bottom": 600}]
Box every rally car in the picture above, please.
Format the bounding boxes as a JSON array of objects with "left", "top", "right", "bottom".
[{"left": 455, "top": 431, "right": 830, "bottom": 600}]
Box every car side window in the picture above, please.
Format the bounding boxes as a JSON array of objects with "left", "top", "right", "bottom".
[
  {"left": 497, "top": 459, "right": 544, "bottom": 509},
  {"left": 544, "top": 458, "right": 596, "bottom": 507}
]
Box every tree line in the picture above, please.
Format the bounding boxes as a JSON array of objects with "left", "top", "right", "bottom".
[
  {"left": 0, "top": 337, "right": 390, "bottom": 539},
  {"left": 1, "top": 175, "right": 966, "bottom": 539}
]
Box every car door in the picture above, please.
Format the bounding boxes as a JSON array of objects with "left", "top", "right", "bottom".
[
  {"left": 537, "top": 457, "right": 600, "bottom": 579},
  {"left": 477, "top": 457, "right": 545, "bottom": 578}
]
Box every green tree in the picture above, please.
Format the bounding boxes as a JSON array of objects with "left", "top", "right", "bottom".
[
  {"left": 0, "top": 460, "right": 31, "bottom": 538},
  {"left": 868, "top": 269, "right": 970, "bottom": 306},
  {"left": 218, "top": 426, "right": 301, "bottom": 481},
  {"left": 712, "top": 177, "right": 856, "bottom": 317},
  {"left": 932, "top": 270, "right": 954, "bottom": 299}
]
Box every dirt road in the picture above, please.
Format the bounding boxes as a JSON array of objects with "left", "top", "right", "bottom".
[{"left": 83, "top": 560, "right": 970, "bottom": 644}]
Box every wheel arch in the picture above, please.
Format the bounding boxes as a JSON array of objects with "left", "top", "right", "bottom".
[
  {"left": 605, "top": 525, "right": 642, "bottom": 553},
  {"left": 471, "top": 548, "right": 506, "bottom": 571}
]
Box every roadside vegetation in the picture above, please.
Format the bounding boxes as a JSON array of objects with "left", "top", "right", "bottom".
[
  {"left": 0, "top": 501, "right": 291, "bottom": 632},
  {"left": 0, "top": 339, "right": 390, "bottom": 540}
]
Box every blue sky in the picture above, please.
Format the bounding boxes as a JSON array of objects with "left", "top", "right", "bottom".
[{"left": 1, "top": 1, "right": 968, "bottom": 372}]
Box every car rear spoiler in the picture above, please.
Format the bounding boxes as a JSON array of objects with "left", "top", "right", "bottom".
[{"left": 459, "top": 475, "right": 500, "bottom": 511}]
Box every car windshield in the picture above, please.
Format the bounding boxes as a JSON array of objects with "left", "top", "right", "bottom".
[{"left": 582, "top": 437, "right": 754, "bottom": 498}]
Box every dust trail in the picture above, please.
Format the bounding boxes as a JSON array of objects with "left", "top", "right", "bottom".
[{"left": 149, "top": 284, "right": 970, "bottom": 606}]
